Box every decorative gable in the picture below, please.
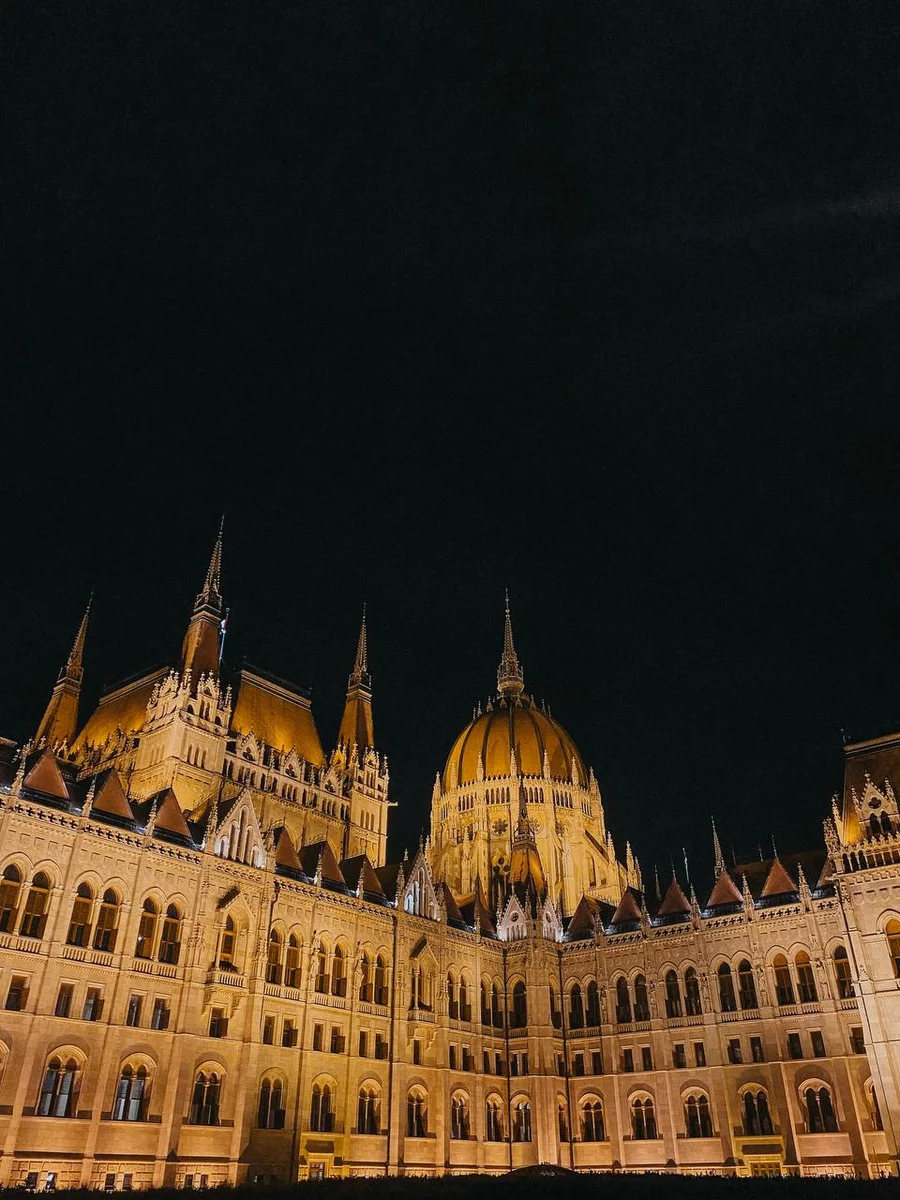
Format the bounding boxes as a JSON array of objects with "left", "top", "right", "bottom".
[
  {"left": 401, "top": 849, "right": 440, "bottom": 920},
  {"left": 212, "top": 790, "right": 265, "bottom": 867}
]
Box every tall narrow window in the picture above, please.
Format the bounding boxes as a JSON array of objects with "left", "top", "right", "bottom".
[
  {"left": 615, "top": 977, "right": 631, "bottom": 1024},
  {"left": 285, "top": 935, "right": 301, "bottom": 988},
  {"left": 315, "top": 945, "right": 329, "bottom": 994},
  {"left": 833, "top": 947, "right": 853, "bottom": 999},
  {"left": 406, "top": 1090, "right": 426, "bottom": 1137},
  {"left": 113, "top": 1066, "right": 147, "bottom": 1121},
  {"left": 38, "top": 1058, "right": 79, "bottom": 1117},
  {"left": 374, "top": 955, "right": 387, "bottom": 1005},
  {"left": 0, "top": 866, "right": 22, "bottom": 933},
  {"left": 66, "top": 883, "right": 94, "bottom": 948},
  {"left": 512, "top": 1101, "right": 532, "bottom": 1143},
  {"left": 135, "top": 900, "right": 158, "bottom": 959},
  {"left": 359, "top": 955, "right": 372, "bottom": 1003},
  {"left": 570, "top": 984, "right": 585, "bottom": 1028},
  {"left": 887, "top": 920, "right": 900, "bottom": 978},
  {"left": 158, "top": 905, "right": 181, "bottom": 965},
  {"left": 796, "top": 952, "right": 818, "bottom": 1003},
  {"left": 684, "top": 967, "right": 702, "bottom": 1015},
  {"left": 582, "top": 1100, "right": 604, "bottom": 1142},
  {"left": 19, "top": 873, "right": 51, "bottom": 939},
  {"left": 511, "top": 982, "right": 527, "bottom": 1028},
  {"left": 586, "top": 981, "right": 601, "bottom": 1026},
  {"left": 664, "top": 970, "right": 682, "bottom": 1018},
  {"left": 633, "top": 975, "right": 650, "bottom": 1021},
  {"left": 450, "top": 1095, "right": 470, "bottom": 1140},
  {"left": 93, "top": 890, "right": 119, "bottom": 952},
  {"left": 310, "top": 1084, "right": 333, "bottom": 1132},
  {"left": 189, "top": 1073, "right": 221, "bottom": 1125},
  {"left": 218, "top": 916, "right": 236, "bottom": 968},
  {"left": 357, "top": 1087, "right": 379, "bottom": 1134},
  {"left": 632, "top": 1097, "right": 657, "bottom": 1140},
  {"left": 266, "top": 930, "right": 283, "bottom": 985},
  {"left": 331, "top": 946, "right": 346, "bottom": 997},
  {"left": 485, "top": 1098, "right": 503, "bottom": 1141},
  {"left": 717, "top": 964, "right": 737, "bottom": 1012},
  {"left": 738, "top": 960, "right": 757, "bottom": 1009},
  {"left": 773, "top": 955, "right": 795, "bottom": 1006}
]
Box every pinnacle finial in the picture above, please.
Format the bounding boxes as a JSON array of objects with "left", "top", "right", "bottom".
[
  {"left": 196, "top": 516, "right": 224, "bottom": 609},
  {"left": 497, "top": 590, "right": 524, "bottom": 698},
  {"left": 349, "top": 604, "right": 370, "bottom": 688},
  {"left": 63, "top": 592, "right": 92, "bottom": 681},
  {"left": 711, "top": 816, "right": 725, "bottom": 876}
]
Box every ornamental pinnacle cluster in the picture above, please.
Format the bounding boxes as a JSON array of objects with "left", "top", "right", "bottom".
[{"left": 0, "top": 530, "right": 899, "bottom": 1187}]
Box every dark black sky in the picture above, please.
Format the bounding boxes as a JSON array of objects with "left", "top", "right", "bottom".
[{"left": 4, "top": 0, "right": 900, "bottom": 892}]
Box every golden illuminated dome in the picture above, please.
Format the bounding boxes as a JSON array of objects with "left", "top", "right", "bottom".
[
  {"left": 442, "top": 597, "right": 586, "bottom": 788},
  {"left": 443, "top": 698, "right": 585, "bottom": 788}
]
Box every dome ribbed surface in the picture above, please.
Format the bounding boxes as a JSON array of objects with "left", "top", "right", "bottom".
[{"left": 443, "top": 699, "right": 585, "bottom": 788}]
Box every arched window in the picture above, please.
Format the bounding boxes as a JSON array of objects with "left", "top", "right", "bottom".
[
  {"left": 331, "top": 945, "right": 346, "bottom": 997},
  {"left": 485, "top": 1096, "right": 503, "bottom": 1141},
  {"left": 158, "top": 905, "right": 182, "bottom": 965},
  {"left": 717, "top": 963, "right": 737, "bottom": 1012},
  {"left": 570, "top": 983, "right": 585, "bottom": 1028},
  {"left": 633, "top": 974, "right": 650, "bottom": 1021},
  {"left": 359, "top": 954, "right": 372, "bottom": 1003},
  {"left": 773, "top": 954, "right": 795, "bottom": 1006},
  {"left": 459, "top": 975, "right": 471, "bottom": 1021},
  {"left": 491, "top": 982, "right": 502, "bottom": 1027},
  {"left": 219, "top": 915, "right": 236, "bottom": 969},
  {"left": 258, "top": 1077, "right": 285, "bottom": 1129},
  {"left": 885, "top": 920, "right": 900, "bottom": 978},
  {"left": 447, "top": 972, "right": 458, "bottom": 1019},
  {"left": 684, "top": 966, "right": 702, "bottom": 1015},
  {"left": 113, "top": 1065, "right": 148, "bottom": 1121},
  {"left": 285, "top": 935, "right": 301, "bottom": 988},
  {"left": 19, "top": 872, "right": 51, "bottom": 939},
  {"left": 406, "top": 1089, "right": 427, "bottom": 1137},
  {"left": 866, "top": 1080, "right": 883, "bottom": 1132},
  {"left": 37, "top": 1056, "right": 79, "bottom": 1117},
  {"left": 742, "top": 1088, "right": 773, "bottom": 1136},
  {"left": 189, "top": 1072, "right": 221, "bottom": 1125},
  {"left": 266, "top": 930, "right": 283, "bottom": 985},
  {"left": 558, "top": 1099, "right": 568, "bottom": 1141},
  {"left": 93, "top": 889, "right": 120, "bottom": 952},
  {"left": 586, "top": 981, "right": 601, "bottom": 1026},
  {"left": 66, "top": 883, "right": 94, "bottom": 948},
  {"left": 631, "top": 1097, "right": 657, "bottom": 1140},
  {"left": 511, "top": 981, "right": 527, "bottom": 1028},
  {"left": 581, "top": 1098, "right": 605, "bottom": 1142},
  {"left": 615, "top": 977, "right": 631, "bottom": 1024},
  {"left": 374, "top": 954, "right": 388, "bottom": 1005},
  {"left": 315, "top": 943, "right": 329, "bottom": 993},
  {"left": 309, "top": 1083, "right": 333, "bottom": 1132},
  {"left": 796, "top": 951, "right": 818, "bottom": 1003},
  {"left": 135, "top": 899, "right": 158, "bottom": 959},
  {"left": 549, "top": 984, "right": 561, "bottom": 1029},
  {"left": 833, "top": 946, "right": 853, "bottom": 999},
  {"left": 685, "top": 1093, "right": 713, "bottom": 1137},
  {"left": 357, "top": 1085, "right": 379, "bottom": 1134},
  {"left": 0, "top": 866, "right": 21, "bottom": 933},
  {"left": 450, "top": 1093, "right": 470, "bottom": 1140},
  {"left": 664, "top": 970, "right": 682, "bottom": 1018},
  {"left": 738, "top": 960, "right": 758, "bottom": 1009},
  {"left": 512, "top": 1099, "right": 532, "bottom": 1143},
  {"left": 804, "top": 1086, "right": 837, "bottom": 1133}
]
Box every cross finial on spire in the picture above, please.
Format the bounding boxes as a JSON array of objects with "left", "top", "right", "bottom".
[
  {"left": 197, "top": 516, "right": 224, "bottom": 609},
  {"left": 711, "top": 815, "right": 725, "bottom": 877},
  {"left": 64, "top": 592, "right": 93, "bottom": 681},
  {"left": 497, "top": 590, "right": 524, "bottom": 698},
  {"left": 349, "top": 604, "right": 369, "bottom": 686}
]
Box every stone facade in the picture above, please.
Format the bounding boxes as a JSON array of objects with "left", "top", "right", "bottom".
[{"left": 0, "top": 533, "right": 898, "bottom": 1186}]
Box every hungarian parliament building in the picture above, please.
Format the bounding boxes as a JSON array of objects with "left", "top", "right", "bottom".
[{"left": 0, "top": 528, "right": 899, "bottom": 1188}]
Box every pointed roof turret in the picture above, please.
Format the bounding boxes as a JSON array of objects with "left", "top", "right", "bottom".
[
  {"left": 658, "top": 875, "right": 691, "bottom": 917},
  {"left": 761, "top": 856, "right": 797, "bottom": 898},
  {"left": 337, "top": 606, "right": 375, "bottom": 753},
  {"left": 711, "top": 816, "right": 725, "bottom": 877},
  {"left": 610, "top": 887, "right": 642, "bottom": 925},
  {"left": 706, "top": 869, "right": 742, "bottom": 907},
  {"left": 149, "top": 788, "right": 193, "bottom": 841},
  {"left": 273, "top": 826, "right": 303, "bottom": 873},
  {"left": 497, "top": 591, "right": 524, "bottom": 699},
  {"left": 35, "top": 597, "right": 92, "bottom": 748},
  {"left": 90, "top": 770, "right": 136, "bottom": 822},
  {"left": 180, "top": 518, "right": 225, "bottom": 681},
  {"left": 22, "top": 748, "right": 70, "bottom": 801}
]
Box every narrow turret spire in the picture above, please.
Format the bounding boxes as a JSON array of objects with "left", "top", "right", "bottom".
[
  {"left": 181, "top": 519, "right": 225, "bottom": 679},
  {"left": 348, "top": 604, "right": 370, "bottom": 689},
  {"left": 337, "top": 606, "right": 375, "bottom": 752},
  {"left": 497, "top": 590, "right": 524, "bottom": 698},
  {"left": 35, "top": 596, "right": 92, "bottom": 747},
  {"left": 711, "top": 816, "right": 725, "bottom": 876}
]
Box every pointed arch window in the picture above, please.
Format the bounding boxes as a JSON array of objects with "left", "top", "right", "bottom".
[
  {"left": 664, "top": 970, "right": 682, "bottom": 1018},
  {"left": 159, "top": 905, "right": 182, "bottom": 965},
  {"left": 685, "top": 1093, "right": 713, "bottom": 1137},
  {"left": 512, "top": 1100, "right": 532, "bottom": 1143},
  {"left": 742, "top": 1089, "right": 773, "bottom": 1136},
  {"left": 804, "top": 1086, "right": 837, "bottom": 1133},
  {"left": 615, "top": 977, "right": 631, "bottom": 1024},
  {"left": 189, "top": 1072, "right": 221, "bottom": 1125},
  {"left": 135, "top": 899, "right": 158, "bottom": 959},
  {"left": 406, "top": 1089, "right": 427, "bottom": 1138},
  {"left": 447, "top": 973, "right": 458, "bottom": 1020},
  {"left": 310, "top": 1083, "right": 333, "bottom": 1132},
  {"left": 485, "top": 1097, "right": 503, "bottom": 1141},
  {"left": 631, "top": 1097, "right": 657, "bottom": 1140},
  {"left": 459, "top": 975, "right": 471, "bottom": 1021},
  {"left": 218, "top": 915, "right": 236, "bottom": 969},
  {"left": 113, "top": 1065, "right": 147, "bottom": 1121},
  {"left": 374, "top": 954, "right": 388, "bottom": 1005},
  {"left": 331, "top": 945, "right": 347, "bottom": 997},
  {"left": 285, "top": 935, "right": 301, "bottom": 988},
  {"left": 833, "top": 946, "right": 853, "bottom": 999},
  {"left": 266, "top": 930, "right": 283, "bottom": 985},
  {"left": 586, "top": 980, "right": 601, "bottom": 1026},
  {"left": 258, "top": 1077, "right": 285, "bottom": 1129},
  {"left": 315, "top": 944, "right": 329, "bottom": 994},
  {"left": 717, "top": 963, "right": 737, "bottom": 1012},
  {"left": 357, "top": 1086, "right": 379, "bottom": 1134},
  {"left": 581, "top": 1099, "right": 605, "bottom": 1142},
  {"left": 37, "top": 1056, "right": 79, "bottom": 1118},
  {"left": 0, "top": 866, "right": 22, "bottom": 933},
  {"left": 738, "top": 960, "right": 758, "bottom": 1009},
  {"left": 684, "top": 967, "right": 702, "bottom": 1015},
  {"left": 93, "top": 889, "right": 120, "bottom": 952},
  {"left": 795, "top": 951, "right": 818, "bottom": 1003},
  {"left": 511, "top": 982, "right": 527, "bottom": 1028},
  {"left": 866, "top": 1080, "right": 883, "bottom": 1132},
  {"left": 66, "top": 883, "right": 94, "bottom": 947},
  {"left": 773, "top": 955, "right": 795, "bottom": 1006},
  {"left": 491, "top": 982, "right": 502, "bottom": 1027},
  {"left": 633, "top": 974, "right": 650, "bottom": 1021},
  {"left": 450, "top": 1093, "right": 470, "bottom": 1140},
  {"left": 885, "top": 920, "right": 900, "bottom": 978},
  {"left": 19, "top": 872, "right": 51, "bottom": 939},
  {"left": 549, "top": 984, "right": 561, "bottom": 1029},
  {"left": 359, "top": 954, "right": 372, "bottom": 1003}
]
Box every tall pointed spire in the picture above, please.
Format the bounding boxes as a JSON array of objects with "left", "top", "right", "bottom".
[
  {"left": 181, "top": 519, "right": 225, "bottom": 680},
  {"left": 35, "top": 596, "right": 92, "bottom": 748},
  {"left": 497, "top": 590, "right": 524, "bottom": 699},
  {"left": 711, "top": 816, "right": 725, "bottom": 876},
  {"left": 337, "top": 606, "right": 375, "bottom": 753}
]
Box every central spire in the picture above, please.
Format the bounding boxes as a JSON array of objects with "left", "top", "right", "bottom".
[
  {"left": 348, "top": 604, "right": 370, "bottom": 690},
  {"left": 337, "top": 606, "right": 375, "bottom": 752},
  {"left": 497, "top": 590, "right": 524, "bottom": 699},
  {"left": 181, "top": 518, "right": 225, "bottom": 679}
]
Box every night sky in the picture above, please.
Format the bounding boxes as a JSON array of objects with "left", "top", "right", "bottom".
[{"left": 5, "top": 0, "right": 900, "bottom": 892}]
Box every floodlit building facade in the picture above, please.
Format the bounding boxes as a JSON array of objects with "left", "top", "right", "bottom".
[{"left": 0, "top": 529, "right": 899, "bottom": 1187}]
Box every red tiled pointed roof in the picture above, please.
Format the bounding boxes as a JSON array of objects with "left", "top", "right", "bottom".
[
  {"left": 273, "top": 827, "right": 302, "bottom": 871},
  {"left": 610, "top": 888, "right": 642, "bottom": 924},
  {"left": 568, "top": 894, "right": 599, "bottom": 937},
  {"left": 23, "top": 750, "right": 69, "bottom": 800},
  {"left": 91, "top": 771, "right": 135, "bottom": 821},
  {"left": 706, "top": 871, "right": 742, "bottom": 907},
  {"left": 761, "top": 857, "right": 797, "bottom": 898},
  {"left": 153, "top": 788, "right": 192, "bottom": 839},
  {"left": 658, "top": 876, "right": 691, "bottom": 916}
]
